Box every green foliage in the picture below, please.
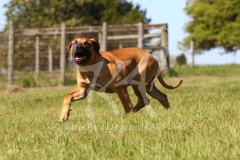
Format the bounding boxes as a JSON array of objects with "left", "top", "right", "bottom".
[
  {"left": 173, "top": 64, "right": 240, "bottom": 77},
  {"left": 0, "top": 74, "right": 7, "bottom": 90},
  {"left": 22, "top": 75, "right": 37, "bottom": 88},
  {"left": 169, "top": 68, "right": 179, "bottom": 77},
  {"left": 181, "top": 0, "right": 240, "bottom": 53},
  {"left": 176, "top": 53, "right": 187, "bottom": 65},
  {"left": 12, "top": 70, "right": 76, "bottom": 89},
  {"left": 4, "top": 0, "right": 150, "bottom": 29}
]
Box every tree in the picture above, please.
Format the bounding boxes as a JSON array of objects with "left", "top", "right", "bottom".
[
  {"left": 181, "top": 0, "right": 240, "bottom": 53},
  {"left": 4, "top": 0, "right": 150, "bottom": 29},
  {"left": 176, "top": 53, "right": 187, "bottom": 66}
]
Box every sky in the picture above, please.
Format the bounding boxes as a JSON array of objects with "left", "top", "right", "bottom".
[{"left": 0, "top": 0, "right": 239, "bottom": 65}]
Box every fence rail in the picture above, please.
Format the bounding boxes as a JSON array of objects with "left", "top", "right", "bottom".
[
  {"left": 0, "top": 24, "right": 165, "bottom": 37},
  {"left": 0, "top": 22, "right": 169, "bottom": 86}
]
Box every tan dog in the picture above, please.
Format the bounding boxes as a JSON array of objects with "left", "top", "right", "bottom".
[{"left": 60, "top": 37, "right": 182, "bottom": 121}]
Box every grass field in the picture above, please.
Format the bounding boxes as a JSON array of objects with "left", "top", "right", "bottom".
[{"left": 0, "top": 65, "right": 240, "bottom": 159}]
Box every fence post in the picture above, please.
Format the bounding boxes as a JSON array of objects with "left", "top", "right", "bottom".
[
  {"left": 98, "top": 32, "right": 102, "bottom": 49},
  {"left": 161, "top": 24, "right": 170, "bottom": 74},
  {"left": 190, "top": 37, "right": 195, "bottom": 68},
  {"left": 8, "top": 21, "right": 14, "bottom": 86},
  {"left": 101, "top": 22, "right": 107, "bottom": 51},
  {"left": 60, "top": 22, "right": 66, "bottom": 85},
  {"left": 35, "top": 35, "right": 40, "bottom": 74},
  {"left": 138, "top": 22, "right": 143, "bottom": 48},
  {"left": 48, "top": 46, "right": 53, "bottom": 73},
  {"left": 119, "top": 42, "right": 123, "bottom": 49}
]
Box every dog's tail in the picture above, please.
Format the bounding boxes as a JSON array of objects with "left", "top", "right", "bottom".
[{"left": 157, "top": 74, "right": 183, "bottom": 89}]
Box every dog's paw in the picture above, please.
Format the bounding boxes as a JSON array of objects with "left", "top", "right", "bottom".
[
  {"left": 59, "top": 108, "right": 71, "bottom": 122},
  {"left": 59, "top": 113, "right": 68, "bottom": 122}
]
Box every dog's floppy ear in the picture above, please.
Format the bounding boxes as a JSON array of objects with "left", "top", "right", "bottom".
[
  {"left": 90, "top": 39, "right": 100, "bottom": 52},
  {"left": 68, "top": 41, "right": 73, "bottom": 53}
]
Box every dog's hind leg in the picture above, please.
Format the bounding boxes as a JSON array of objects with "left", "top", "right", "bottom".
[
  {"left": 132, "top": 85, "right": 150, "bottom": 112},
  {"left": 146, "top": 82, "right": 170, "bottom": 109}
]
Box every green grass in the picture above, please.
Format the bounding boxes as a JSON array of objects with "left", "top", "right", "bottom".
[
  {"left": 172, "top": 64, "right": 240, "bottom": 77},
  {"left": 0, "top": 69, "right": 77, "bottom": 91},
  {"left": 0, "top": 65, "right": 240, "bottom": 159}
]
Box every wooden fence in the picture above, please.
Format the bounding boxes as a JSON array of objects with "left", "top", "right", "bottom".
[{"left": 0, "top": 21, "right": 169, "bottom": 86}]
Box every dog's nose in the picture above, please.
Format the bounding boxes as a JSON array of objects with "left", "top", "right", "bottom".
[
  {"left": 76, "top": 45, "right": 82, "bottom": 48},
  {"left": 76, "top": 45, "right": 84, "bottom": 50}
]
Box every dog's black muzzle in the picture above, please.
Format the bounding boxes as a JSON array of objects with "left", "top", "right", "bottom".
[{"left": 72, "top": 42, "right": 91, "bottom": 65}]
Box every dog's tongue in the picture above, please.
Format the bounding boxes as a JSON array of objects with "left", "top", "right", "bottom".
[{"left": 75, "top": 56, "right": 85, "bottom": 61}]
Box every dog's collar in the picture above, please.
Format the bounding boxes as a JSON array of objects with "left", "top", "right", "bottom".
[{"left": 79, "top": 59, "right": 105, "bottom": 77}]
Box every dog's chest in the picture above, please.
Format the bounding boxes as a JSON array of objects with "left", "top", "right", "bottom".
[{"left": 86, "top": 75, "right": 115, "bottom": 93}]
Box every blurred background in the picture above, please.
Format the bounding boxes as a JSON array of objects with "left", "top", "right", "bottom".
[{"left": 0, "top": 0, "right": 239, "bottom": 89}]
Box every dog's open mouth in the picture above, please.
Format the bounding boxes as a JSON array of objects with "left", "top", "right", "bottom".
[
  {"left": 74, "top": 55, "right": 87, "bottom": 64},
  {"left": 73, "top": 51, "right": 91, "bottom": 64},
  {"left": 72, "top": 44, "right": 91, "bottom": 65},
  {"left": 75, "top": 56, "right": 86, "bottom": 62}
]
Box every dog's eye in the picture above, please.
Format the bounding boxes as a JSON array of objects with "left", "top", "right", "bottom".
[
  {"left": 84, "top": 41, "right": 90, "bottom": 46},
  {"left": 73, "top": 40, "right": 78, "bottom": 45},
  {"left": 72, "top": 41, "right": 78, "bottom": 46}
]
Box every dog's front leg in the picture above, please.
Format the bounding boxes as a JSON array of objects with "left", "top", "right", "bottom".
[
  {"left": 115, "top": 85, "right": 135, "bottom": 114},
  {"left": 60, "top": 87, "right": 88, "bottom": 121}
]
